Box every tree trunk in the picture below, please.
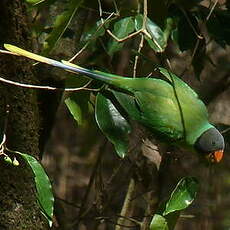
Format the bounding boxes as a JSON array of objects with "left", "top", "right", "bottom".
[{"left": 0, "top": 1, "right": 52, "bottom": 229}]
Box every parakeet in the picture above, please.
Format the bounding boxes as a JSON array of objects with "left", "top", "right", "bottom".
[{"left": 2, "top": 44, "right": 224, "bottom": 163}]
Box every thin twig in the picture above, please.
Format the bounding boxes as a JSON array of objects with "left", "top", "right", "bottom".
[
  {"left": 133, "top": 0, "right": 149, "bottom": 77},
  {"left": 0, "top": 104, "right": 9, "bottom": 154},
  {"left": 106, "top": 29, "right": 143, "bottom": 43},
  {"left": 133, "top": 34, "right": 144, "bottom": 78},
  {"left": 180, "top": 0, "right": 218, "bottom": 77},
  {"left": 0, "top": 76, "right": 101, "bottom": 92},
  {"left": 80, "top": 5, "right": 119, "bottom": 16},
  {"left": 68, "top": 12, "right": 116, "bottom": 62},
  {"left": 191, "top": 38, "right": 201, "bottom": 62},
  {"left": 206, "top": 0, "right": 218, "bottom": 21},
  {"left": 142, "top": 0, "right": 148, "bottom": 30},
  {"left": 104, "top": 159, "right": 127, "bottom": 190},
  {"left": 98, "top": 0, "right": 103, "bottom": 18},
  {"left": 101, "top": 0, "right": 151, "bottom": 44},
  {"left": 179, "top": 6, "right": 203, "bottom": 40},
  {"left": 115, "top": 178, "right": 137, "bottom": 230},
  {"left": 0, "top": 50, "right": 20, "bottom": 56},
  {"left": 115, "top": 214, "right": 141, "bottom": 226},
  {"left": 166, "top": 58, "right": 172, "bottom": 71},
  {"left": 112, "top": 0, "right": 119, "bottom": 14},
  {"left": 0, "top": 134, "right": 6, "bottom": 154},
  {"left": 221, "top": 127, "right": 230, "bottom": 134},
  {"left": 71, "top": 140, "right": 107, "bottom": 229}
]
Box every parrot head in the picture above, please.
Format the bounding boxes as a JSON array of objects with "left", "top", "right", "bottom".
[{"left": 194, "top": 127, "right": 224, "bottom": 163}]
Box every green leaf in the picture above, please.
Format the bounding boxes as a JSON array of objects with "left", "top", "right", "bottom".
[
  {"left": 108, "top": 17, "right": 135, "bottom": 55},
  {"left": 150, "top": 214, "right": 169, "bottom": 230},
  {"left": 81, "top": 20, "right": 110, "bottom": 50},
  {"left": 112, "top": 90, "right": 142, "bottom": 121},
  {"left": 65, "top": 97, "right": 82, "bottom": 125},
  {"left": 163, "top": 177, "right": 199, "bottom": 216},
  {"left": 42, "top": 0, "right": 83, "bottom": 55},
  {"left": 65, "top": 92, "right": 90, "bottom": 126},
  {"left": 4, "top": 156, "right": 12, "bottom": 165},
  {"left": 163, "top": 17, "right": 174, "bottom": 42},
  {"left": 95, "top": 93, "right": 131, "bottom": 158},
  {"left": 19, "top": 153, "right": 54, "bottom": 227},
  {"left": 65, "top": 75, "right": 91, "bottom": 125},
  {"left": 135, "top": 14, "right": 167, "bottom": 52}
]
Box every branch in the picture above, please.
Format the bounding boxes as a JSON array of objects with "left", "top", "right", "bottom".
[
  {"left": 0, "top": 76, "right": 100, "bottom": 92},
  {"left": 115, "top": 178, "right": 139, "bottom": 230}
]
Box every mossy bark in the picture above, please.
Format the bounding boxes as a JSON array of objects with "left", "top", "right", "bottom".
[{"left": 0, "top": 1, "right": 49, "bottom": 229}]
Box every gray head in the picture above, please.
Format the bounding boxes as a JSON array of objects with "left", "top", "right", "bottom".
[{"left": 194, "top": 127, "right": 225, "bottom": 163}]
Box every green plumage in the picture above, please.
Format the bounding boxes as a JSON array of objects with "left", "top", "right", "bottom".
[
  {"left": 3, "top": 44, "right": 213, "bottom": 150},
  {"left": 111, "top": 72, "right": 212, "bottom": 147}
]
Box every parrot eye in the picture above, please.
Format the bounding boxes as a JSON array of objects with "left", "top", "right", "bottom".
[
  {"left": 211, "top": 141, "right": 216, "bottom": 146},
  {"left": 194, "top": 127, "right": 224, "bottom": 154}
]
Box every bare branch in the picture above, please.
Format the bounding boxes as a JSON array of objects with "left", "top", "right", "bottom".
[
  {"left": 133, "top": 35, "right": 144, "bottom": 78},
  {"left": 0, "top": 76, "right": 100, "bottom": 92},
  {"left": 206, "top": 0, "right": 218, "bottom": 21}
]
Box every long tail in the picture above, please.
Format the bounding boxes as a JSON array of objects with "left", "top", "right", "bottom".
[{"left": 3, "top": 44, "right": 124, "bottom": 86}]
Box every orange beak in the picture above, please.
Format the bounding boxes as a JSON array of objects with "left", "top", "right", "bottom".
[{"left": 207, "top": 150, "right": 224, "bottom": 163}]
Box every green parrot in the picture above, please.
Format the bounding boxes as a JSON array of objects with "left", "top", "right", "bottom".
[{"left": 2, "top": 44, "right": 224, "bottom": 163}]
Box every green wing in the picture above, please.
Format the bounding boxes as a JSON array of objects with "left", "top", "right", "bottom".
[
  {"left": 113, "top": 70, "right": 213, "bottom": 146},
  {"left": 135, "top": 91, "right": 183, "bottom": 141},
  {"left": 157, "top": 68, "right": 213, "bottom": 145},
  {"left": 158, "top": 67, "right": 198, "bottom": 98},
  {"left": 112, "top": 79, "right": 184, "bottom": 142}
]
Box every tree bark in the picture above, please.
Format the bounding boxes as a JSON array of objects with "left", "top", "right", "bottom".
[{"left": 0, "top": 1, "right": 50, "bottom": 229}]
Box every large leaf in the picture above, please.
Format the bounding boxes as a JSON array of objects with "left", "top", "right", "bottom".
[
  {"left": 108, "top": 17, "right": 135, "bottom": 55},
  {"left": 163, "top": 177, "right": 199, "bottom": 216},
  {"left": 135, "top": 14, "right": 167, "bottom": 52},
  {"left": 19, "top": 152, "right": 54, "bottom": 227},
  {"left": 95, "top": 93, "right": 131, "bottom": 158},
  {"left": 42, "top": 0, "right": 83, "bottom": 55},
  {"left": 150, "top": 177, "right": 198, "bottom": 229},
  {"left": 150, "top": 214, "right": 169, "bottom": 230}
]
